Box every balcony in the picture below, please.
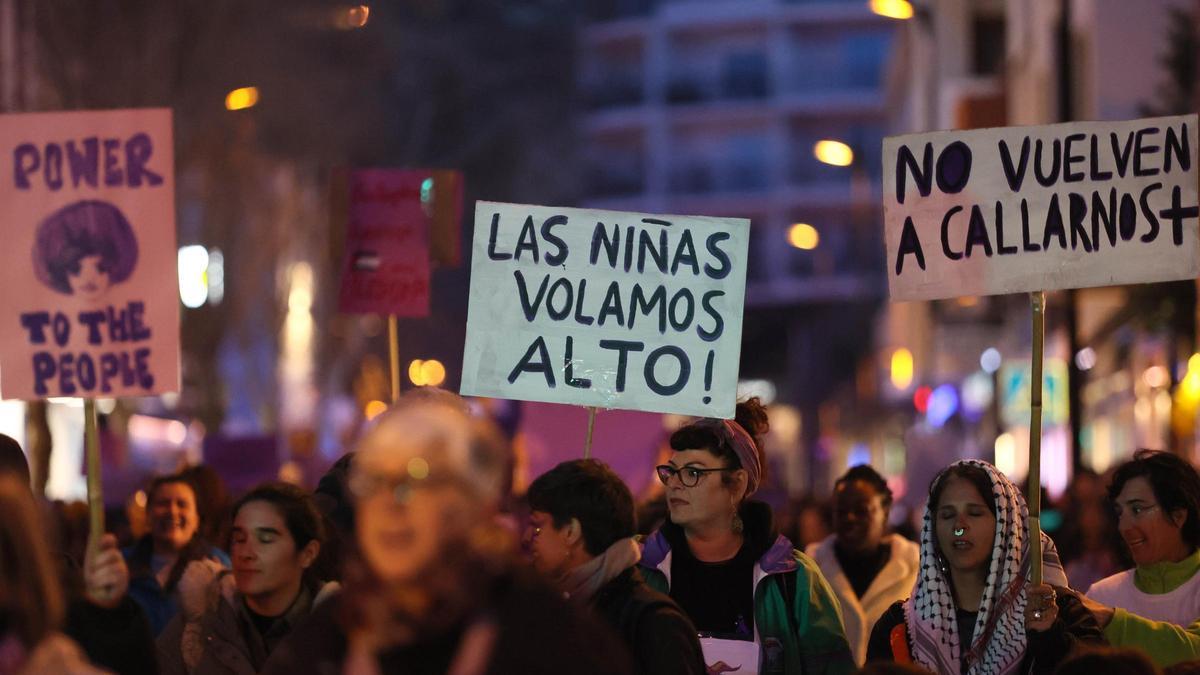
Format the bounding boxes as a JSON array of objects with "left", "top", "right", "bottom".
[
  {"left": 586, "top": 0, "right": 656, "bottom": 21},
  {"left": 585, "top": 77, "right": 645, "bottom": 109}
]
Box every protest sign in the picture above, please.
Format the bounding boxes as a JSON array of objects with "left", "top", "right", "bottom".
[
  {"left": 461, "top": 201, "right": 749, "bottom": 418},
  {"left": 0, "top": 108, "right": 179, "bottom": 399},
  {"left": 336, "top": 169, "right": 433, "bottom": 316},
  {"left": 884, "top": 114, "right": 1200, "bottom": 301}
]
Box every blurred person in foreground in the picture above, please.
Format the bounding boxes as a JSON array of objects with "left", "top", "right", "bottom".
[
  {"left": 0, "top": 474, "right": 106, "bottom": 674},
  {"left": 866, "top": 460, "right": 1104, "bottom": 673},
  {"left": 0, "top": 433, "right": 157, "bottom": 674},
  {"left": 1079, "top": 450, "right": 1200, "bottom": 667},
  {"left": 262, "top": 393, "right": 634, "bottom": 675},
  {"left": 807, "top": 465, "right": 919, "bottom": 666},
  {"left": 124, "top": 472, "right": 231, "bottom": 635},
  {"left": 640, "top": 398, "right": 854, "bottom": 674},
  {"left": 158, "top": 482, "right": 337, "bottom": 674},
  {"left": 1055, "top": 470, "right": 1125, "bottom": 593},
  {"left": 526, "top": 458, "right": 705, "bottom": 675}
]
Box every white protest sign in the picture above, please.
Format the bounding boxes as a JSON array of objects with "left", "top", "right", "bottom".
[
  {"left": 461, "top": 201, "right": 749, "bottom": 418},
  {"left": 0, "top": 108, "right": 179, "bottom": 399},
  {"left": 884, "top": 114, "right": 1199, "bottom": 301},
  {"left": 700, "top": 638, "right": 759, "bottom": 675}
]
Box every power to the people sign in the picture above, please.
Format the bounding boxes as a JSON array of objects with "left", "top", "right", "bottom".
[
  {"left": 461, "top": 201, "right": 749, "bottom": 418},
  {"left": 0, "top": 108, "right": 179, "bottom": 399},
  {"left": 884, "top": 114, "right": 1199, "bottom": 301}
]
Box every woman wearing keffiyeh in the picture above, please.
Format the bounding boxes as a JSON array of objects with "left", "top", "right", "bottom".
[{"left": 865, "top": 460, "right": 1105, "bottom": 674}]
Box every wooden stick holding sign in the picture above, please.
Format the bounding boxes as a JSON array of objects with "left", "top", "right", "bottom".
[
  {"left": 882, "top": 114, "right": 1200, "bottom": 584},
  {"left": 388, "top": 315, "right": 401, "bottom": 404},
  {"left": 584, "top": 407, "right": 597, "bottom": 459},
  {"left": 1028, "top": 292, "right": 1045, "bottom": 585},
  {"left": 84, "top": 399, "right": 104, "bottom": 550}
]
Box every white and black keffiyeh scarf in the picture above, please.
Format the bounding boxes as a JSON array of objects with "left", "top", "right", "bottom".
[{"left": 903, "top": 460, "right": 1031, "bottom": 675}]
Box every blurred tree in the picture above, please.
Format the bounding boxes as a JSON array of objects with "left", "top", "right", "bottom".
[{"left": 27, "top": 1, "right": 581, "bottom": 461}]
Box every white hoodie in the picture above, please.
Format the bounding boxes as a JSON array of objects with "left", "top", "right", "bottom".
[{"left": 806, "top": 534, "right": 919, "bottom": 666}]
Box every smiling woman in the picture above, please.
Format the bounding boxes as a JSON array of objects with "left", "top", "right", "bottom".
[
  {"left": 1081, "top": 450, "right": 1200, "bottom": 668},
  {"left": 122, "top": 473, "right": 230, "bottom": 636},
  {"left": 155, "top": 482, "right": 335, "bottom": 675}
]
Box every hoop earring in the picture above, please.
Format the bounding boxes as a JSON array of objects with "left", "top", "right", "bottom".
[{"left": 732, "top": 512, "right": 744, "bottom": 534}]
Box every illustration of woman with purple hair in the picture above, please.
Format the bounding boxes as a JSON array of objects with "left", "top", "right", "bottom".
[{"left": 32, "top": 200, "right": 139, "bottom": 302}]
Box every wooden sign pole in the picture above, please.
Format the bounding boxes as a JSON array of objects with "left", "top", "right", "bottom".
[
  {"left": 84, "top": 399, "right": 104, "bottom": 550},
  {"left": 584, "top": 407, "right": 597, "bottom": 459},
  {"left": 388, "top": 315, "right": 401, "bottom": 404},
  {"left": 1028, "top": 291, "right": 1046, "bottom": 584}
]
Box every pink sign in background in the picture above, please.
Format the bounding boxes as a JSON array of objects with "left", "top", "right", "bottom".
[{"left": 336, "top": 169, "right": 432, "bottom": 316}]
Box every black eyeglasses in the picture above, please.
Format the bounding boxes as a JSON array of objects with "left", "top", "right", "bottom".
[{"left": 656, "top": 464, "right": 732, "bottom": 488}]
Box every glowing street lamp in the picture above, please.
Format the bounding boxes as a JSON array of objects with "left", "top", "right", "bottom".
[
  {"left": 869, "top": 0, "right": 914, "bottom": 20},
  {"left": 787, "top": 223, "right": 820, "bottom": 250},
  {"left": 813, "top": 139, "right": 854, "bottom": 167},
  {"left": 225, "top": 86, "right": 259, "bottom": 111},
  {"left": 890, "top": 348, "right": 914, "bottom": 391}
]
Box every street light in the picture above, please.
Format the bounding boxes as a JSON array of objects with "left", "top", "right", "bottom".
[
  {"left": 787, "top": 223, "right": 819, "bottom": 250},
  {"left": 813, "top": 140, "right": 854, "bottom": 167},
  {"left": 869, "top": 0, "right": 914, "bottom": 20},
  {"left": 334, "top": 5, "right": 370, "bottom": 30},
  {"left": 225, "top": 86, "right": 259, "bottom": 111}
]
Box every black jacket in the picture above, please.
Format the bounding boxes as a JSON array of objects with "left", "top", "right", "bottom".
[
  {"left": 261, "top": 571, "right": 635, "bottom": 675},
  {"left": 64, "top": 596, "right": 159, "bottom": 675},
  {"left": 57, "top": 551, "right": 159, "bottom": 675},
  {"left": 865, "top": 585, "right": 1106, "bottom": 674},
  {"left": 591, "top": 567, "right": 706, "bottom": 675}
]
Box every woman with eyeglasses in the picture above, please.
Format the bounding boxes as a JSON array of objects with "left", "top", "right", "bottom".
[
  {"left": 1077, "top": 450, "right": 1200, "bottom": 667},
  {"left": 865, "top": 460, "right": 1104, "bottom": 674},
  {"left": 262, "top": 393, "right": 634, "bottom": 675},
  {"left": 638, "top": 398, "right": 855, "bottom": 675}
]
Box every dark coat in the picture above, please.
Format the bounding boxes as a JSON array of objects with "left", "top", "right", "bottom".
[
  {"left": 64, "top": 596, "right": 159, "bottom": 675},
  {"left": 261, "top": 571, "right": 635, "bottom": 675},
  {"left": 56, "top": 549, "right": 159, "bottom": 675},
  {"left": 865, "top": 586, "right": 1107, "bottom": 674},
  {"left": 591, "top": 567, "right": 706, "bottom": 675}
]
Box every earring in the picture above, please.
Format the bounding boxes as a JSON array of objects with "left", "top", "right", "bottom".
[{"left": 732, "top": 512, "right": 744, "bottom": 534}]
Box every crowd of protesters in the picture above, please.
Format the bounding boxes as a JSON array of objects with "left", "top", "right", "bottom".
[{"left": 2, "top": 395, "right": 1200, "bottom": 674}]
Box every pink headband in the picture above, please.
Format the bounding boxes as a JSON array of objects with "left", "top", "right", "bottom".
[{"left": 720, "top": 419, "right": 761, "bottom": 497}]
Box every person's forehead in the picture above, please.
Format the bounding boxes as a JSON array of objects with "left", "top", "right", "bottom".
[
  {"left": 155, "top": 483, "right": 193, "bottom": 500},
  {"left": 938, "top": 476, "right": 989, "bottom": 504},
  {"left": 670, "top": 448, "right": 720, "bottom": 466},
  {"left": 837, "top": 479, "right": 882, "bottom": 499},
  {"left": 1117, "top": 476, "right": 1155, "bottom": 502},
  {"left": 234, "top": 500, "right": 285, "bottom": 528}
]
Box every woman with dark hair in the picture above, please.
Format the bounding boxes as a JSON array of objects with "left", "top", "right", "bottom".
[
  {"left": 123, "top": 473, "right": 230, "bottom": 636},
  {"left": 866, "top": 460, "right": 1104, "bottom": 673},
  {"left": 639, "top": 398, "right": 854, "bottom": 674},
  {"left": 33, "top": 199, "right": 139, "bottom": 300},
  {"left": 1080, "top": 450, "right": 1200, "bottom": 667},
  {"left": 807, "top": 465, "right": 919, "bottom": 666},
  {"left": 0, "top": 475, "right": 106, "bottom": 674},
  {"left": 157, "top": 481, "right": 336, "bottom": 674}
]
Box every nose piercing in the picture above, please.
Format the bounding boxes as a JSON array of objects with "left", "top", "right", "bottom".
[{"left": 953, "top": 527, "right": 965, "bottom": 537}]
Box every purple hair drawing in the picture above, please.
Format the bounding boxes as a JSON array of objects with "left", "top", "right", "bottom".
[{"left": 32, "top": 200, "right": 139, "bottom": 299}]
